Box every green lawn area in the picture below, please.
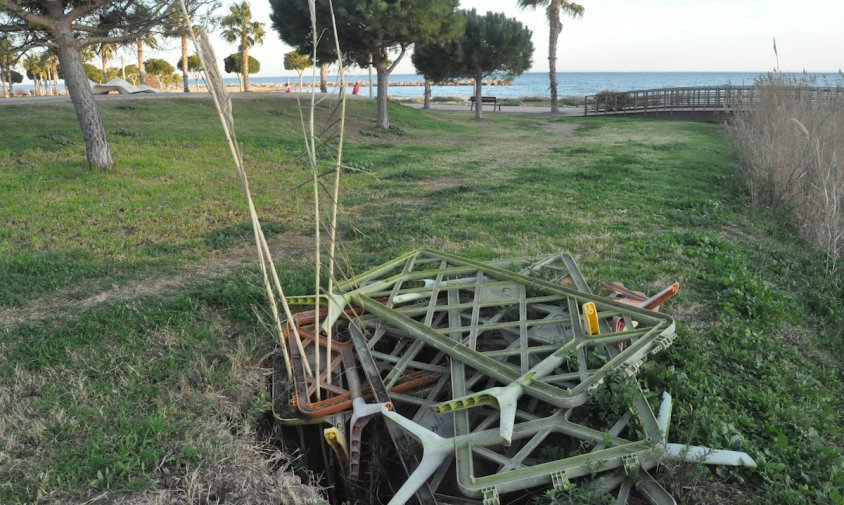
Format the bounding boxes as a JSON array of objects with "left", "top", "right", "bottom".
[{"left": 0, "top": 96, "right": 841, "bottom": 504}]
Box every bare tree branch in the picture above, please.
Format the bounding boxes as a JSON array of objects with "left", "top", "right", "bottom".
[
  {"left": 78, "top": 32, "right": 157, "bottom": 46},
  {"left": 386, "top": 43, "right": 407, "bottom": 74},
  {"left": 0, "top": 23, "right": 29, "bottom": 32}
]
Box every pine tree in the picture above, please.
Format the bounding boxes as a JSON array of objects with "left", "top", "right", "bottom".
[
  {"left": 414, "top": 10, "right": 533, "bottom": 119},
  {"left": 269, "top": 0, "right": 462, "bottom": 129}
]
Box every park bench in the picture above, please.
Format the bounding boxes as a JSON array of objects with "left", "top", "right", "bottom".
[{"left": 469, "top": 96, "right": 501, "bottom": 111}]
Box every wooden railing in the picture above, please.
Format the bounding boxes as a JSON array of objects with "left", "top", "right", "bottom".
[{"left": 583, "top": 85, "right": 844, "bottom": 116}]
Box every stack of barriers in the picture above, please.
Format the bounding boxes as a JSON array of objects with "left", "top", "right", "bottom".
[{"left": 271, "top": 250, "right": 755, "bottom": 505}]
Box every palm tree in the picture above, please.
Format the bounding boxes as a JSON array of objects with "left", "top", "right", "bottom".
[
  {"left": 97, "top": 43, "right": 116, "bottom": 83},
  {"left": 0, "top": 37, "right": 24, "bottom": 98},
  {"left": 180, "top": 29, "right": 190, "bottom": 92},
  {"left": 39, "top": 50, "right": 59, "bottom": 95},
  {"left": 169, "top": 4, "right": 217, "bottom": 93},
  {"left": 518, "top": 0, "right": 584, "bottom": 114},
  {"left": 22, "top": 53, "right": 44, "bottom": 95},
  {"left": 80, "top": 45, "right": 96, "bottom": 64},
  {"left": 38, "top": 51, "right": 54, "bottom": 95},
  {"left": 134, "top": 34, "right": 159, "bottom": 85},
  {"left": 163, "top": 10, "right": 192, "bottom": 92},
  {"left": 221, "top": 1, "right": 265, "bottom": 92}
]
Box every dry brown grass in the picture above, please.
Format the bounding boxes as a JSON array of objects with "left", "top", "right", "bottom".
[
  {"left": 105, "top": 439, "right": 324, "bottom": 505},
  {"left": 40, "top": 436, "right": 324, "bottom": 505},
  {"left": 729, "top": 73, "right": 844, "bottom": 272},
  {"left": 657, "top": 461, "right": 752, "bottom": 505}
]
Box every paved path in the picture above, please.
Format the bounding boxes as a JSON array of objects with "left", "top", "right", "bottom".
[
  {"left": 0, "top": 91, "right": 584, "bottom": 115},
  {"left": 0, "top": 91, "right": 217, "bottom": 106},
  {"left": 402, "top": 102, "right": 583, "bottom": 115}
]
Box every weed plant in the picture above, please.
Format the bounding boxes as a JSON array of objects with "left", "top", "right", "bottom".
[{"left": 594, "top": 90, "right": 634, "bottom": 111}]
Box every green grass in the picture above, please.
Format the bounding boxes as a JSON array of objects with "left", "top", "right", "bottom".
[{"left": 0, "top": 96, "right": 842, "bottom": 504}]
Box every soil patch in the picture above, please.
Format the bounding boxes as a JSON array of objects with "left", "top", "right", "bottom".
[
  {"left": 0, "top": 233, "right": 313, "bottom": 329},
  {"left": 542, "top": 122, "right": 583, "bottom": 135},
  {"left": 418, "top": 176, "right": 464, "bottom": 191}
]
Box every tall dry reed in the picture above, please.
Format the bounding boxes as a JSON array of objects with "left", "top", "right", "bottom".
[
  {"left": 176, "top": 0, "right": 350, "bottom": 386},
  {"left": 729, "top": 73, "right": 844, "bottom": 273}
]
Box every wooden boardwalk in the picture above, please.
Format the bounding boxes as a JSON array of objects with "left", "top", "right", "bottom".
[{"left": 583, "top": 85, "right": 844, "bottom": 119}]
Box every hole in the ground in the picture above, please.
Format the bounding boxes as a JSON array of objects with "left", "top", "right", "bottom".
[
  {"left": 260, "top": 348, "right": 415, "bottom": 504},
  {"left": 259, "top": 347, "right": 622, "bottom": 505}
]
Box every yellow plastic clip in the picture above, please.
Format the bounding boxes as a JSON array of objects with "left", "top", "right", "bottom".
[
  {"left": 582, "top": 302, "right": 600, "bottom": 336},
  {"left": 323, "top": 427, "right": 350, "bottom": 469}
]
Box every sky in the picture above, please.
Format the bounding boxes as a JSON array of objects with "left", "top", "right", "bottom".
[{"left": 78, "top": 0, "right": 844, "bottom": 79}]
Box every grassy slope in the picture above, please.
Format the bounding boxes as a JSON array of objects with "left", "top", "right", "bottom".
[{"left": 0, "top": 96, "right": 841, "bottom": 504}]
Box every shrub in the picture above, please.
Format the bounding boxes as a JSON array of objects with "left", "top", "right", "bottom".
[
  {"left": 431, "top": 95, "right": 465, "bottom": 103},
  {"left": 595, "top": 89, "right": 633, "bottom": 111},
  {"left": 83, "top": 63, "right": 103, "bottom": 83}
]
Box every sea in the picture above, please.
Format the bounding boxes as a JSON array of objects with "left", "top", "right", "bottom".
[
  {"left": 240, "top": 71, "right": 843, "bottom": 99},
  {"left": 17, "top": 71, "right": 843, "bottom": 98}
]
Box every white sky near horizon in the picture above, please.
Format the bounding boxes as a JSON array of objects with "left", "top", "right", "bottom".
[
  {"left": 206, "top": 0, "right": 844, "bottom": 75},
  {"left": 23, "top": 0, "right": 844, "bottom": 84}
]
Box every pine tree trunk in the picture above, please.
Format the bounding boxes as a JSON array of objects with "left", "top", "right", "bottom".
[
  {"left": 319, "top": 63, "right": 328, "bottom": 93},
  {"left": 56, "top": 34, "right": 114, "bottom": 170},
  {"left": 137, "top": 39, "right": 146, "bottom": 85},
  {"left": 423, "top": 80, "right": 431, "bottom": 110},
  {"left": 181, "top": 32, "right": 190, "bottom": 92},
  {"left": 548, "top": 1, "right": 562, "bottom": 114},
  {"left": 474, "top": 70, "right": 484, "bottom": 120},
  {"left": 375, "top": 59, "right": 390, "bottom": 129}
]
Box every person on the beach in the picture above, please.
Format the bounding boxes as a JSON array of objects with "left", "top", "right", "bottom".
[{"left": 352, "top": 82, "right": 360, "bottom": 95}]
